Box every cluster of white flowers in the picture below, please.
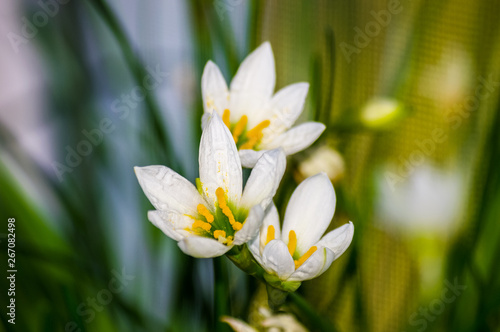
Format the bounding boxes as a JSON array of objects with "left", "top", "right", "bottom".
[{"left": 135, "top": 42, "right": 354, "bottom": 300}]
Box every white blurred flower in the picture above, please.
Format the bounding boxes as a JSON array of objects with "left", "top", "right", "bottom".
[
  {"left": 201, "top": 42, "right": 325, "bottom": 167},
  {"left": 135, "top": 113, "right": 286, "bottom": 258},
  {"left": 418, "top": 45, "right": 473, "bottom": 109},
  {"left": 249, "top": 173, "right": 354, "bottom": 282},
  {"left": 376, "top": 164, "right": 465, "bottom": 234},
  {"left": 222, "top": 306, "right": 308, "bottom": 332},
  {"left": 295, "top": 145, "right": 345, "bottom": 183},
  {"left": 360, "top": 97, "right": 403, "bottom": 128}
]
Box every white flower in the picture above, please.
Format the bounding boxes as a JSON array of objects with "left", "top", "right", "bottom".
[
  {"left": 249, "top": 173, "right": 354, "bottom": 282},
  {"left": 295, "top": 145, "right": 345, "bottom": 183},
  {"left": 222, "top": 306, "right": 308, "bottom": 332},
  {"left": 135, "top": 113, "right": 286, "bottom": 258},
  {"left": 201, "top": 41, "right": 326, "bottom": 168}
]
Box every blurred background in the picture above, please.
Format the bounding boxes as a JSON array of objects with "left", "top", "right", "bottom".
[{"left": 1, "top": 0, "right": 499, "bottom": 331}]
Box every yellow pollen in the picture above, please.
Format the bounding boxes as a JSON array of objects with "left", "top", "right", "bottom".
[
  {"left": 215, "top": 187, "right": 241, "bottom": 230},
  {"left": 223, "top": 206, "right": 237, "bottom": 224},
  {"left": 232, "top": 115, "right": 248, "bottom": 143},
  {"left": 197, "top": 204, "right": 214, "bottom": 223},
  {"left": 265, "top": 225, "right": 275, "bottom": 245},
  {"left": 192, "top": 220, "right": 211, "bottom": 232},
  {"left": 215, "top": 187, "right": 227, "bottom": 207},
  {"left": 239, "top": 120, "right": 270, "bottom": 149},
  {"left": 222, "top": 109, "right": 231, "bottom": 128},
  {"left": 214, "top": 230, "right": 226, "bottom": 239},
  {"left": 288, "top": 230, "right": 297, "bottom": 256},
  {"left": 294, "top": 246, "right": 318, "bottom": 269}
]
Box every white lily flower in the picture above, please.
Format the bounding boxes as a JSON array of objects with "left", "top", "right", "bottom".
[
  {"left": 249, "top": 173, "right": 354, "bottom": 282},
  {"left": 201, "top": 41, "right": 326, "bottom": 167},
  {"left": 135, "top": 113, "right": 286, "bottom": 258}
]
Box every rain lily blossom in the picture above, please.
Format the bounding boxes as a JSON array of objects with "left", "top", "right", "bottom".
[
  {"left": 135, "top": 113, "right": 286, "bottom": 258},
  {"left": 201, "top": 41, "right": 326, "bottom": 167},
  {"left": 249, "top": 173, "right": 354, "bottom": 290}
]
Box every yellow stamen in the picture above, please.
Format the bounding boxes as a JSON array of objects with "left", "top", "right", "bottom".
[
  {"left": 294, "top": 246, "right": 318, "bottom": 269},
  {"left": 232, "top": 115, "right": 248, "bottom": 143},
  {"left": 288, "top": 230, "right": 297, "bottom": 256},
  {"left": 192, "top": 220, "right": 211, "bottom": 232},
  {"left": 247, "top": 120, "right": 271, "bottom": 136},
  {"left": 197, "top": 204, "right": 214, "bottom": 223},
  {"left": 239, "top": 136, "right": 259, "bottom": 150},
  {"left": 240, "top": 120, "right": 270, "bottom": 149},
  {"left": 265, "top": 225, "right": 275, "bottom": 245},
  {"left": 216, "top": 187, "right": 239, "bottom": 228},
  {"left": 215, "top": 187, "right": 227, "bottom": 206},
  {"left": 214, "top": 230, "right": 226, "bottom": 239},
  {"left": 222, "top": 109, "right": 231, "bottom": 128}
]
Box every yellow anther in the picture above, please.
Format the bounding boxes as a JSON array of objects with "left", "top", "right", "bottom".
[
  {"left": 223, "top": 206, "right": 236, "bottom": 225},
  {"left": 214, "top": 230, "right": 226, "bottom": 239},
  {"left": 240, "top": 136, "right": 259, "bottom": 150},
  {"left": 239, "top": 119, "right": 270, "bottom": 149},
  {"left": 197, "top": 204, "right": 214, "bottom": 223},
  {"left": 215, "top": 187, "right": 240, "bottom": 229},
  {"left": 265, "top": 225, "right": 275, "bottom": 245},
  {"left": 222, "top": 109, "right": 231, "bottom": 128},
  {"left": 232, "top": 115, "right": 248, "bottom": 143},
  {"left": 294, "top": 246, "right": 318, "bottom": 269},
  {"left": 192, "top": 220, "right": 211, "bottom": 232},
  {"left": 216, "top": 187, "right": 227, "bottom": 207},
  {"left": 247, "top": 120, "right": 270, "bottom": 136},
  {"left": 226, "top": 236, "right": 234, "bottom": 245},
  {"left": 288, "top": 230, "right": 297, "bottom": 256}
]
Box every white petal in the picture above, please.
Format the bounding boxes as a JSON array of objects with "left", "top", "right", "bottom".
[
  {"left": 134, "top": 166, "right": 205, "bottom": 215},
  {"left": 202, "top": 61, "right": 229, "bottom": 115},
  {"left": 233, "top": 205, "right": 264, "bottom": 245},
  {"left": 317, "top": 221, "right": 354, "bottom": 259},
  {"left": 238, "top": 149, "right": 266, "bottom": 168},
  {"left": 261, "top": 83, "right": 309, "bottom": 144},
  {"left": 240, "top": 149, "right": 286, "bottom": 210},
  {"left": 262, "top": 122, "right": 326, "bottom": 155},
  {"left": 262, "top": 239, "right": 296, "bottom": 280},
  {"left": 258, "top": 204, "right": 281, "bottom": 255},
  {"left": 229, "top": 42, "right": 276, "bottom": 125},
  {"left": 248, "top": 234, "right": 265, "bottom": 267},
  {"left": 199, "top": 113, "right": 242, "bottom": 206},
  {"left": 281, "top": 173, "right": 336, "bottom": 255},
  {"left": 288, "top": 247, "right": 335, "bottom": 281},
  {"left": 147, "top": 210, "right": 191, "bottom": 241},
  {"left": 221, "top": 316, "right": 258, "bottom": 332},
  {"left": 178, "top": 236, "right": 230, "bottom": 258}
]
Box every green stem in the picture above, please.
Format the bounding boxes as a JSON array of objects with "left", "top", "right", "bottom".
[{"left": 288, "top": 292, "right": 339, "bottom": 332}]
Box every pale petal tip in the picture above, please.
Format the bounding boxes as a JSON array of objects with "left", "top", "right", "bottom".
[{"left": 253, "top": 41, "right": 274, "bottom": 63}]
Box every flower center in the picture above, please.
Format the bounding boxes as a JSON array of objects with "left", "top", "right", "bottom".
[
  {"left": 265, "top": 227, "right": 317, "bottom": 269},
  {"left": 187, "top": 187, "right": 246, "bottom": 245},
  {"left": 222, "top": 109, "right": 270, "bottom": 150}
]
